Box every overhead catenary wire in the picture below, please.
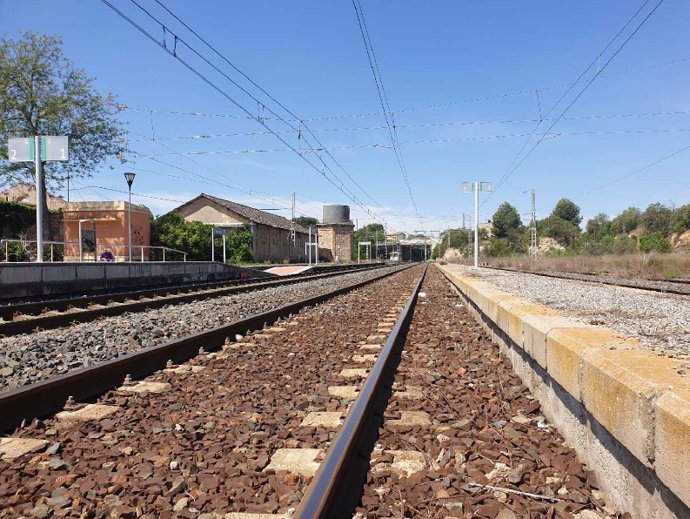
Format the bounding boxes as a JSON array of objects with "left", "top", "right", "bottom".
[
  {"left": 100, "top": 0, "right": 387, "bottom": 225},
  {"left": 486, "top": 0, "right": 665, "bottom": 202},
  {"left": 151, "top": 0, "right": 386, "bottom": 213},
  {"left": 351, "top": 0, "right": 423, "bottom": 228},
  {"left": 137, "top": 127, "right": 690, "bottom": 156},
  {"left": 118, "top": 54, "right": 690, "bottom": 122},
  {"left": 127, "top": 146, "right": 319, "bottom": 219},
  {"left": 575, "top": 143, "right": 690, "bottom": 199},
  {"left": 125, "top": 109, "right": 690, "bottom": 142},
  {"left": 125, "top": 0, "right": 377, "bottom": 218},
  {"left": 70, "top": 184, "right": 186, "bottom": 203},
  {"left": 127, "top": 128, "right": 322, "bottom": 217}
]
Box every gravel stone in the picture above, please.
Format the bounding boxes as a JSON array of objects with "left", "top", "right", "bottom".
[
  {"left": 452, "top": 265, "right": 690, "bottom": 355},
  {"left": 0, "top": 266, "right": 405, "bottom": 392}
]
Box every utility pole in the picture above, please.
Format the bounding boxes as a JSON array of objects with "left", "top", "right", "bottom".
[
  {"left": 529, "top": 189, "right": 537, "bottom": 259},
  {"left": 462, "top": 181, "right": 492, "bottom": 269},
  {"left": 35, "top": 137, "right": 44, "bottom": 262},
  {"left": 290, "top": 192, "right": 296, "bottom": 251},
  {"left": 474, "top": 180, "right": 479, "bottom": 268}
]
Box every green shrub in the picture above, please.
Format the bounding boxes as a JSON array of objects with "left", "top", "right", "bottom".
[{"left": 639, "top": 233, "right": 672, "bottom": 253}]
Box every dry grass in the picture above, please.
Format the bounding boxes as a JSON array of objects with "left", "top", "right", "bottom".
[{"left": 446, "top": 253, "right": 690, "bottom": 280}]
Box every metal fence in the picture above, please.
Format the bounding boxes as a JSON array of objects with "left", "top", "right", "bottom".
[{"left": 1, "top": 239, "right": 187, "bottom": 263}]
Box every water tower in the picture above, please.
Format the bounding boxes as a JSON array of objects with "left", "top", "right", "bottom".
[{"left": 317, "top": 204, "right": 354, "bottom": 262}]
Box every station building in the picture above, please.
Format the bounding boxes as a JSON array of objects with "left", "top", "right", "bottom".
[
  {"left": 62, "top": 201, "right": 152, "bottom": 261},
  {"left": 173, "top": 194, "right": 310, "bottom": 263}
]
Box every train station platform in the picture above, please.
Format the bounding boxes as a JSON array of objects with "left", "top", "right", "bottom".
[
  {"left": 0, "top": 262, "right": 269, "bottom": 301},
  {"left": 438, "top": 263, "right": 690, "bottom": 518}
]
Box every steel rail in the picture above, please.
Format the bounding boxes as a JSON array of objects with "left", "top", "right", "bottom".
[
  {"left": 294, "top": 263, "right": 428, "bottom": 519},
  {"left": 484, "top": 265, "right": 690, "bottom": 296},
  {"left": 0, "top": 264, "right": 386, "bottom": 337},
  {"left": 0, "top": 264, "right": 414, "bottom": 433},
  {"left": 0, "top": 262, "right": 383, "bottom": 321}
]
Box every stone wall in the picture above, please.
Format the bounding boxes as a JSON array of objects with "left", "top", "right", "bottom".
[
  {"left": 253, "top": 224, "right": 308, "bottom": 263},
  {"left": 318, "top": 223, "right": 353, "bottom": 262}
]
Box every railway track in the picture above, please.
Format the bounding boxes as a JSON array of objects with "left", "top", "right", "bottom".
[
  {"left": 0, "top": 263, "right": 386, "bottom": 337},
  {"left": 0, "top": 263, "right": 420, "bottom": 517},
  {"left": 0, "top": 263, "right": 616, "bottom": 518},
  {"left": 485, "top": 265, "right": 690, "bottom": 296}
]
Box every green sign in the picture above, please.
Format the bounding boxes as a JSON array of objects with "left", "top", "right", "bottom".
[{"left": 7, "top": 136, "right": 69, "bottom": 162}]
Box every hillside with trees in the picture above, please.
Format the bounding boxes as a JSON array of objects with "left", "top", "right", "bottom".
[{"left": 433, "top": 198, "right": 690, "bottom": 260}]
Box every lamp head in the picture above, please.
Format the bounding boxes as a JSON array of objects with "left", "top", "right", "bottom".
[{"left": 124, "top": 172, "right": 136, "bottom": 187}]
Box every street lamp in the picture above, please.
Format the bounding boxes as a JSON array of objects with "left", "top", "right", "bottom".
[{"left": 124, "top": 172, "right": 136, "bottom": 262}]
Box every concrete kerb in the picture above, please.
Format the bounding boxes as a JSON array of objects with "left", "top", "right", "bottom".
[{"left": 438, "top": 264, "right": 690, "bottom": 517}]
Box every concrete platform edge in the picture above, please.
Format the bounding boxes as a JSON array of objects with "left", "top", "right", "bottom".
[{"left": 438, "top": 264, "right": 690, "bottom": 519}]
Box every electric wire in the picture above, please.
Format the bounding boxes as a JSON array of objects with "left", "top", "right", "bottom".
[
  {"left": 125, "top": 109, "right": 690, "bottom": 142},
  {"left": 151, "top": 0, "right": 386, "bottom": 212},
  {"left": 136, "top": 128, "right": 690, "bottom": 156},
  {"left": 119, "top": 54, "right": 690, "bottom": 122},
  {"left": 487, "top": 0, "right": 665, "bottom": 201},
  {"left": 351, "top": 0, "right": 422, "bottom": 228},
  {"left": 576, "top": 143, "right": 690, "bottom": 199},
  {"left": 100, "top": 0, "right": 387, "bottom": 224}
]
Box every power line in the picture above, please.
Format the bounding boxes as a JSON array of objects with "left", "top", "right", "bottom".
[
  {"left": 126, "top": 109, "right": 690, "bottom": 142},
  {"left": 101, "top": 0, "right": 387, "bottom": 224},
  {"left": 137, "top": 127, "right": 690, "bottom": 156},
  {"left": 486, "top": 0, "right": 665, "bottom": 201},
  {"left": 351, "top": 0, "right": 423, "bottom": 228},
  {"left": 127, "top": 146, "right": 319, "bottom": 219},
  {"left": 118, "top": 54, "right": 690, "bottom": 122},
  {"left": 128, "top": 129, "right": 314, "bottom": 213},
  {"left": 71, "top": 184, "right": 185, "bottom": 203},
  {"left": 576, "top": 143, "right": 690, "bottom": 198},
  {"left": 152, "top": 0, "right": 386, "bottom": 213}
]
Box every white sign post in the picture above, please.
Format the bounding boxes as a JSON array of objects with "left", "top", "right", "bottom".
[
  {"left": 462, "top": 181, "right": 492, "bottom": 269},
  {"left": 8, "top": 136, "right": 69, "bottom": 262},
  {"left": 211, "top": 228, "right": 228, "bottom": 263}
]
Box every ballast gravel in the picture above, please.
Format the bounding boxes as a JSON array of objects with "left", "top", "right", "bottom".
[
  {"left": 0, "top": 265, "right": 406, "bottom": 392},
  {"left": 449, "top": 265, "right": 690, "bottom": 355}
]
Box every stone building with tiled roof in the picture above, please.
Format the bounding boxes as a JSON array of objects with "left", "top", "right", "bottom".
[{"left": 173, "top": 193, "right": 310, "bottom": 263}]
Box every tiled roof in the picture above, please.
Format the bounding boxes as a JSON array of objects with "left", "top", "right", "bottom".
[{"left": 184, "top": 194, "right": 309, "bottom": 233}]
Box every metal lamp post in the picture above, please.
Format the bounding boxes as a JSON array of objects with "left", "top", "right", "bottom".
[{"left": 124, "top": 172, "right": 136, "bottom": 262}]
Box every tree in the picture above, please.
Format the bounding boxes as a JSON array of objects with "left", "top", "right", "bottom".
[
  {"left": 0, "top": 32, "right": 126, "bottom": 238},
  {"left": 491, "top": 202, "right": 522, "bottom": 238},
  {"left": 151, "top": 212, "right": 212, "bottom": 261},
  {"left": 353, "top": 223, "right": 385, "bottom": 260},
  {"left": 610, "top": 207, "right": 640, "bottom": 235},
  {"left": 223, "top": 225, "right": 254, "bottom": 264},
  {"left": 585, "top": 213, "right": 611, "bottom": 237},
  {"left": 539, "top": 215, "right": 580, "bottom": 247},
  {"left": 552, "top": 199, "right": 582, "bottom": 227},
  {"left": 671, "top": 204, "right": 690, "bottom": 234},
  {"left": 293, "top": 216, "right": 318, "bottom": 229},
  {"left": 151, "top": 212, "right": 253, "bottom": 263},
  {"left": 640, "top": 203, "right": 673, "bottom": 236}
]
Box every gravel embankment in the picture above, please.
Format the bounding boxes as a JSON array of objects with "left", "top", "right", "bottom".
[
  {"left": 357, "top": 265, "right": 616, "bottom": 518},
  {"left": 0, "top": 265, "right": 406, "bottom": 392},
  {"left": 445, "top": 264, "right": 690, "bottom": 355},
  {"left": 0, "top": 266, "right": 423, "bottom": 518}
]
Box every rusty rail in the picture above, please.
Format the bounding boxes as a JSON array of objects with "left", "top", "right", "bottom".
[
  {"left": 294, "top": 264, "right": 428, "bottom": 519},
  {"left": 0, "top": 264, "right": 414, "bottom": 433},
  {"left": 0, "top": 263, "right": 387, "bottom": 336}
]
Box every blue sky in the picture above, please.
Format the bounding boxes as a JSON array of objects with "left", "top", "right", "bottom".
[{"left": 2, "top": 0, "right": 689, "bottom": 232}]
